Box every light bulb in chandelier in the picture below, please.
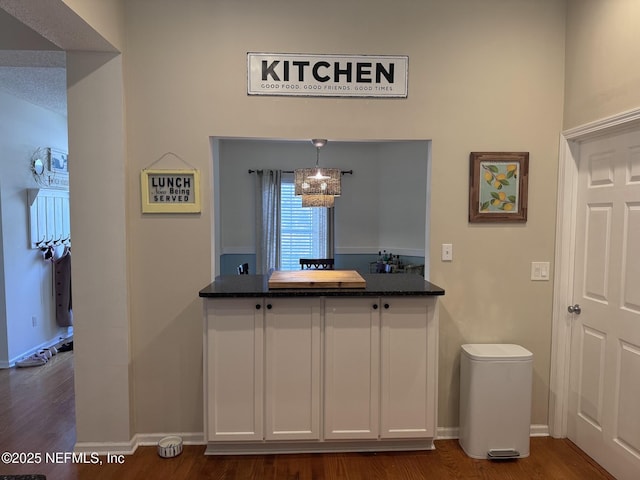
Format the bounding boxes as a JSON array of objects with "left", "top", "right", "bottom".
[{"left": 308, "top": 168, "right": 331, "bottom": 181}]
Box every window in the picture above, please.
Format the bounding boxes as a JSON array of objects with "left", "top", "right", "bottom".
[{"left": 279, "top": 175, "right": 329, "bottom": 270}]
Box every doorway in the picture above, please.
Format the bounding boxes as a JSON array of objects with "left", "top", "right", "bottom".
[
  {"left": 0, "top": 2, "right": 70, "bottom": 368},
  {"left": 551, "top": 109, "right": 640, "bottom": 480},
  {"left": 212, "top": 138, "right": 432, "bottom": 278}
]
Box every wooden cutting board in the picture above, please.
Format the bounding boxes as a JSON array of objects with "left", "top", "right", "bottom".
[{"left": 268, "top": 270, "right": 366, "bottom": 289}]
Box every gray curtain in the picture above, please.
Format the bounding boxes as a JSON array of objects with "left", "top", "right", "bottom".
[
  {"left": 313, "top": 206, "right": 334, "bottom": 259},
  {"left": 326, "top": 207, "right": 335, "bottom": 258},
  {"left": 255, "top": 169, "right": 282, "bottom": 274}
]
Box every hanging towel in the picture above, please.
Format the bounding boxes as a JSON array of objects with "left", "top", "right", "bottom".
[{"left": 54, "top": 250, "right": 73, "bottom": 327}]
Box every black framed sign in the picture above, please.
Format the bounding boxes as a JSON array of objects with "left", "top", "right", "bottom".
[{"left": 247, "top": 53, "right": 408, "bottom": 98}]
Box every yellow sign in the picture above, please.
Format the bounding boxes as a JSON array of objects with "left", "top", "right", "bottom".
[{"left": 140, "top": 169, "right": 201, "bottom": 213}]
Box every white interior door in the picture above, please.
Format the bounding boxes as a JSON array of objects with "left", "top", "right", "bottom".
[{"left": 568, "top": 128, "right": 640, "bottom": 480}]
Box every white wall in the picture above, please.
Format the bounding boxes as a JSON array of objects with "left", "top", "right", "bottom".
[
  {"left": 21, "top": 0, "right": 640, "bottom": 446},
  {"left": 123, "top": 0, "right": 565, "bottom": 433},
  {"left": 0, "top": 189, "right": 5, "bottom": 362},
  {"left": 0, "top": 90, "right": 68, "bottom": 367},
  {"left": 565, "top": 0, "right": 640, "bottom": 128},
  {"left": 66, "top": 51, "right": 132, "bottom": 445},
  {"left": 0, "top": 0, "right": 131, "bottom": 448},
  {"left": 3, "top": 0, "right": 567, "bottom": 444},
  {"left": 217, "top": 139, "right": 427, "bottom": 259},
  {"left": 376, "top": 141, "right": 429, "bottom": 256},
  {"left": 61, "top": 0, "right": 125, "bottom": 51}
]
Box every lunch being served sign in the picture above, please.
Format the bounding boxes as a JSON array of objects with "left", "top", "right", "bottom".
[
  {"left": 140, "top": 169, "right": 201, "bottom": 213},
  {"left": 247, "top": 53, "right": 408, "bottom": 98}
]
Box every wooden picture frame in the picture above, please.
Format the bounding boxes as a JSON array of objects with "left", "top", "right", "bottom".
[
  {"left": 140, "top": 169, "right": 201, "bottom": 213},
  {"left": 469, "top": 152, "right": 529, "bottom": 223},
  {"left": 48, "top": 148, "right": 69, "bottom": 175}
]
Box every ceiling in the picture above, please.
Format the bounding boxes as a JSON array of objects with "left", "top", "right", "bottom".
[
  {"left": 0, "top": 50, "right": 67, "bottom": 116},
  {"left": 0, "top": 7, "right": 66, "bottom": 117}
]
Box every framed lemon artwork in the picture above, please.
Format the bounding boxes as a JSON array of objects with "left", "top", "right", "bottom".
[{"left": 469, "top": 152, "right": 529, "bottom": 223}]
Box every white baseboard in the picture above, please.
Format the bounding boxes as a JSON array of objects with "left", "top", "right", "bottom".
[
  {"left": 134, "top": 432, "right": 205, "bottom": 447},
  {"left": 205, "top": 439, "right": 435, "bottom": 455},
  {"left": 436, "top": 427, "right": 459, "bottom": 439},
  {"left": 530, "top": 424, "right": 550, "bottom": 437},
  {"left": 437, "top": 424, "right": 549, "bottom": 441},
  {"left": 73, "top": 426, "right": 549, "bottom": 456},
  {"left": 74, "top": 438, "right": 138, "bottom": 455},
  {"left": 74, "top": 432, "right": 205, "bottom": 455},
  {"left": 1, "top": 332, "right": 73, "bottom": 369}
]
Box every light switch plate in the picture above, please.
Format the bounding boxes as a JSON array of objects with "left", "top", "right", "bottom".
[
  {"left": 531, "top": 262, "right": 550, "bottom": 281},
  {"left": 442, "top": 244, "right": 453, "bottom": 261}
]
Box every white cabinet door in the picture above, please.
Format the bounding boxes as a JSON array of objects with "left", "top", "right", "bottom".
[
  {"left": 205, "top": 298, "right": 263, "bottom": 441},
  {"left": 324, "top": 297, "right": 380, "bottom": 439},
  {"left": 380, "top": 297, "right": 438, "bottom": 439},
  {"left": 265, "top": 297, "right": 322, "bottom": 440}
]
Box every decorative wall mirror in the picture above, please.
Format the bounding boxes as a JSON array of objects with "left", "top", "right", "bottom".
[
  {"left": 30, "top": 147, "right": 69, "bottom": 189},
  {"left": 32, "top": 157, "right": 45, "bottom": 175}
]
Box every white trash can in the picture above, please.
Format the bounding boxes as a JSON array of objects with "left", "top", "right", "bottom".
[{"left": 459, "top": 344, "right": 533, "bottom": 459}]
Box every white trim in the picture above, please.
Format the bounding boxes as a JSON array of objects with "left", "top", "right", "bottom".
[
  {"left": 563, "top": 107, "right": 640, "bottom": 140},
  {"left": 530, "top": 424, "right": 551, "bottom": 437},
  {"left": 134, "top": 432, "right": 205, "bottom": 446},
  {"left": 74, "top": 432, "right": 205, "bottom": 455},
  {"left": 550, "top": 106, "right": 640, "bottom": 438},
  {"left": 205, "top": 439, "right": 434, "bottom": 455},
  {"left": 436, "top": 425, "right": 549, "bottom": 441},
  {"left": 203, "top": 301, "right": 210, "bottom": 446},
  {"left": 549, "top": 135, "right": 579, "bottom": 438},
  {"left": 424, "top": 140, "right": 433, "bottom": 280},
  {"left": 74, "top": 439, "right": 138, "bottom": 455},
  {"left": 221, "top": 246, "right": 255, "bottom": 255},
  {"left": 72, "top": 426, "right": 551, "bottom": 455},
  {"left": 220, "top": 247, "right": 426, "bottom": 257},
  {"left": 436, "top": 427, "right": 458, "bottom": 440},
  {"left": 335, "top": 247, "right": 425, "bottom": 257},
  {"left": 1, "top": 333, "right": 74, "bottom": 369}
]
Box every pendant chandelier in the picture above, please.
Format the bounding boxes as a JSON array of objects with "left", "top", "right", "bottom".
[
  {"left": 301, "top": 194, "right": 335, "bottom": 208},
  {"left": 294, "top": 139, "right": 341, "bottom": 206}
]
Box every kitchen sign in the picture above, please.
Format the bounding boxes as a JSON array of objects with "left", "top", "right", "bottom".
[
  {"left": 140, "top": 169, "right": 201, "bottom": 213},
  {"left": 248, "top": 53, "right": 408, "bottom": 98}
]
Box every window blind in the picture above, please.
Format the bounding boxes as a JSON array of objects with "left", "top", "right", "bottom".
[{"left": 279, "top": 179, "right": 327, "bottom": 270}]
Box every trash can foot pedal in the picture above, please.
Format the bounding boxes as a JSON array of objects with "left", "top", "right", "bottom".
[{"left": 487, "top": 449, "right": 520, "bottom": 460}]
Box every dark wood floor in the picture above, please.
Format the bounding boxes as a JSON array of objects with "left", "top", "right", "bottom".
[{"left": 0, "top": 351, "right": 616, "bottom": 480}]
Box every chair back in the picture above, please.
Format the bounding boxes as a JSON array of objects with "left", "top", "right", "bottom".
[{"left": 299, "top": 258, "right": 334, "bottom": 270}]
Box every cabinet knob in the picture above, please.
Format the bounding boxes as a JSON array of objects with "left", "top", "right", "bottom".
[
  {"left": 255, "top": 304, "right": 261, "bottom": 310},
  {"left": 373, "top": 304, "right": 378, "bottom": 310},
  {"left": 384, "top": 303, "right": 390, "bottom": 309},
  {"left": 267, "top": 304, "right": 272, "bottom": 310}
]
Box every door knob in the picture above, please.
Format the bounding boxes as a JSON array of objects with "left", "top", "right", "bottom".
[{"left": 567, "top": 304, "right": 581, "bottom": 314}]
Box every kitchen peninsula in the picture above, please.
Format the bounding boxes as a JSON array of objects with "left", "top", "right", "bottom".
[{"left": 199, "top": 273, "right": 444, "bottom": 454}]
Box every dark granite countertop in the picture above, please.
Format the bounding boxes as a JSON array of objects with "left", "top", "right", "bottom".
[{"left": 199, "top": 273, "right": 445, "bottom": 298}]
